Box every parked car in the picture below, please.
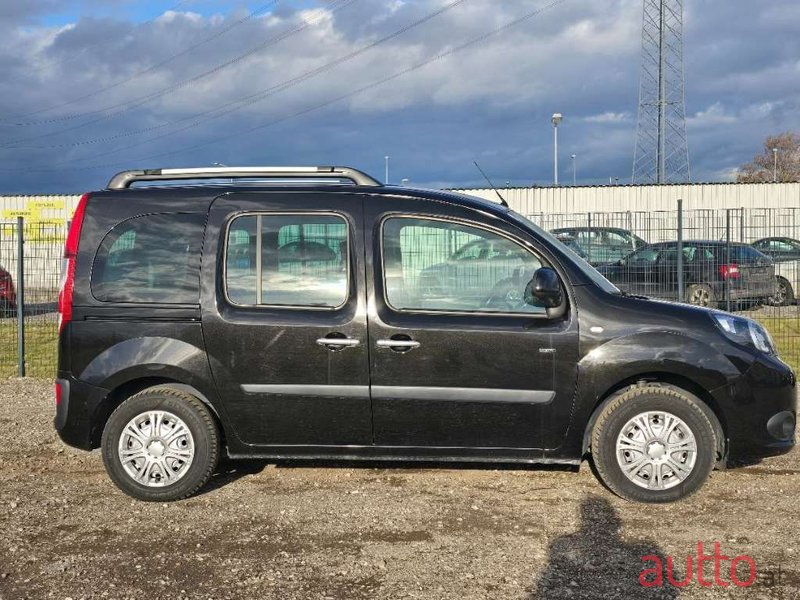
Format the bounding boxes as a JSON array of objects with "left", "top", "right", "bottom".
[
  {"left": 549, "top": 227, "right": 647, "bottom": 266},
  {"left": 416, "top": 237, "right": 540, "bottom": 311},
  {"left": 0, "top": 265, "right": 16, "bottom": 315},
  {"left": 55, "top": 166, "right": 795, "bottom": 504},
  {"left": 752, "top": 237, "right": 800, "bottom": 305},
  {"left": 597, "top": 241, "right": 776, "bottom": 307},
  {"left": 553, "top": 232, "right": 589, "bottom": 261},
  {"left": 752, "top": 237, "right": 800, "bottom": 262}
]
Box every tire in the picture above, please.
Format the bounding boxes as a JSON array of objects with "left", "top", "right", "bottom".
[
  {"left": 590, "top": 384, "right": 718, "bottom": 503},
  {"left": 101, "top": 387, "right": 220, "bottom": 502},
  {"left": 770, "top": 277, "right": 794, "bottom": 307},
  {"left": 685, "top": 283, "right": 716, "bottom": 308}
]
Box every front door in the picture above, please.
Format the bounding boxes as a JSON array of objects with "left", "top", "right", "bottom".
[
  {"left": 202, "top": 192, "right": 371, "bottom": 447},
  {"left": 364, "top": 195, "right": 579, "bottom": 452}
]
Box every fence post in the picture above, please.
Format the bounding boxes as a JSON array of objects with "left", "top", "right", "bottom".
[
  {"left": 677, "top": 199, "right": 684, "bottom": 302},
  {"left": 16, "top": 217, "right": 25, "bottom": 377},
  {"left": 725, "top": 209, "right": 732, "bottom": 313},
  {"left": 740, "top": 206, "right": 745, "bottom": 242}
]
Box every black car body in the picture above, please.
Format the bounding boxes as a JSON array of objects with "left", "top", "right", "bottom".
[
  {"left": 598, "top": 241, "right": 776, "bottom": 307},
  {"left": 54, "top": 166, "right": 796, "bottom": 503},
  {"left": 549, "top": 226, "right": 647, "bottom": 266}
]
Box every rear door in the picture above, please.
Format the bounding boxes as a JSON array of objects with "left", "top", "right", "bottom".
[
  {"left": 364, "top": 194, "right": 579, "bottom": 452},
  {"left": 201, "top": 191, "right": 372, "bottom": 447}
]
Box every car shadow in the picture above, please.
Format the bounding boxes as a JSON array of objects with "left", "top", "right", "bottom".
[
  {"left": 194, "top": 458, "right": 579, "bottom": 495},
  {"left": 271, "top": 458, "right": 580, "bottom": 474},
  {"left": 529, "top": 496, "right": 679, "bottom": 599},
  {"left": 194, "top": 458, "right": 268, "bottom": 496}
]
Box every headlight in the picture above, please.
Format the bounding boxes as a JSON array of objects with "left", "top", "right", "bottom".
[{"left": 712, "top": 313, "right": 776, "bottom": 355}]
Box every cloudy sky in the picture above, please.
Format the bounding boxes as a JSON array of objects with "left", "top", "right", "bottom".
[{"left": 0, "top": 0, "right": 797, "bottom": 193}]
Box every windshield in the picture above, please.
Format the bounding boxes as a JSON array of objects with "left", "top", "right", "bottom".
[{"left": 507, "top": 211, "right": 621, "bottom": 294}]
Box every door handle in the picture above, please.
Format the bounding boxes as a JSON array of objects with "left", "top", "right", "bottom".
[
  {"left": 376, "top": 339, "right": 421, "bottom": 350},
  {"left": 316, "top": 337, "right": 360, "bottom": 348}
]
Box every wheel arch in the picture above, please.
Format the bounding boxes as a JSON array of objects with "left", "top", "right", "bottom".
[
  {"left": 581, "top": 373, "right": 728, "bottom": 463},
  {"left": 89, "top": 377, "right": 226, "bottom": 449}
]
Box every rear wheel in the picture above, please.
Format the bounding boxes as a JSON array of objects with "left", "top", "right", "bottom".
[
  {"left": 686, "top": 283, "right": 716, "bottom": 308},
  {"left": 101, "top": 387, "right": 220, "bottom": 501},
  {"left": 770, "top": 277, "right": 794, "bottom": 307},
  {"left": 591, "top": 384, "right": 717, "bottom": 503}
]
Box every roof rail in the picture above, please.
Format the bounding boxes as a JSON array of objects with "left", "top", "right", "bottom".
[{"left": 106, "top": 166, "right": 382, "bottom": 189}]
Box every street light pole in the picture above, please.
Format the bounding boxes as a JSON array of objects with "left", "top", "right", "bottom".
[
  {"left": 773, "top": 148, "right": 778, "bottom": 183},
  {"left": 551, "top": 113, "right": 562, "bottom": 186},
  {"left": 571, "top": 154, "right": 577, "bottom": 186},
  {"left": 384, "top": 155, "right": 390, "bottom": 185}
]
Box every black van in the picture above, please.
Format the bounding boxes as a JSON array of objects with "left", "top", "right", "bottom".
[{"left": 54, "top": 166, "right": 796, "bottom": 503}]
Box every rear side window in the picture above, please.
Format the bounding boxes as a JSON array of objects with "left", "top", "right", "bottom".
[
  {"left": 225, "top": 213, "right": 348, "bottom": 308},
  {"left": 92, "top": 213, "right": 205, "bottom": 303},
  {"left": 730, "top": 245, "right": 765, "bottom": 262}
]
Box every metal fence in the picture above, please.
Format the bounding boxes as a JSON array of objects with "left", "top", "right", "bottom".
[
  {"left": 1, "top": 205, "right": 800, "bottom": 378},
  {"left": 528, "top": 203, "right": 800, "bottom": 370},
  {"left": 0, "top": 219, "right": 65, "bottom": 378}
]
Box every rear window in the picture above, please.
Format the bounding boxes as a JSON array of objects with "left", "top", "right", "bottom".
[{"left": 91, "top": 213, "right": 206, "bottom": 303}]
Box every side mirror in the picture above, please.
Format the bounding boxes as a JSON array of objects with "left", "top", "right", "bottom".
[{"left": 524, "top": 267, "right": 564, "bottom": 310}]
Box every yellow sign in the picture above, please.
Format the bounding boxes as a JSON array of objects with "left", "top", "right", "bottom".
[
  {"left": 2, "top": 208, "right": 34, "bottom": 219},
  {"left": 30, "top": 199, "right": 65, "bottom": 210}
]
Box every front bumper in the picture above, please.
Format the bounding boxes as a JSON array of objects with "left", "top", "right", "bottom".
[
  {"left": 716, "top": 354, "right": 797, "bottom": 462},
  {"left": 54, "top": 374, "right": 110, "bottom": 451}
]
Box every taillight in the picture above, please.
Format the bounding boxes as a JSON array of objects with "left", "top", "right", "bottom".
[
  {"left": 55, "top": 381, "right": 62, "bottom": 407},
  {"left": 719, "top": 263, "right": 740, "bottom": 280},
  {"left": 58, "top": 193, "right": 89, "bottom": 334}
]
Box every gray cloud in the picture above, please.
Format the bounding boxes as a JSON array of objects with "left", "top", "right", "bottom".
[{"left": 0, "top": 0, "right": 797, "bottom": 193}]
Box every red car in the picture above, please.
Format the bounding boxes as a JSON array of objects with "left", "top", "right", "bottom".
[{"left": 0, "top": 266, "right": 16, "bottom": 313}]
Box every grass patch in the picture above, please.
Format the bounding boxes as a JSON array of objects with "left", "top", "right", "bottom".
[
  {"left": 753, "top": 317, "right": 800, "bottom": 373},
  {"left": 0, "top": 319, "right": 58, "bottom": 379}
]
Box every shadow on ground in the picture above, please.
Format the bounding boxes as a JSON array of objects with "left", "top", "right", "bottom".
[{"left": 530, "top": 496, "right": 679, "bottom": 599}]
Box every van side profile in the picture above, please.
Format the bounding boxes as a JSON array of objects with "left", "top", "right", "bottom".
[{"left": 55, "top": 166, "right": 796, "bottom": 503}]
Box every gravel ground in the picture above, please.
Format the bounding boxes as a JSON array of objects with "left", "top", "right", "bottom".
[{"left": 0, "top": 379, "right": 798, "bottom": 600}]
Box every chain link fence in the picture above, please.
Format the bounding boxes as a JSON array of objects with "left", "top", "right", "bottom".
[{"left": 1, "top": 206, "right": 800, "bottom": 377}]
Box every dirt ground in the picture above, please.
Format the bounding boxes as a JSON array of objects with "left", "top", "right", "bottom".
[{"left": 0, "top": 379, "right": 798, "bottom": 600}]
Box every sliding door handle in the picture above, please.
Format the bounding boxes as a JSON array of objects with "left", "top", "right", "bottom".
[
  {"left": 316, "top": 337, "right": 360, "bottom": 348},
  {"left": 376, "top": 339, "right": 421, "bottom": 350}
]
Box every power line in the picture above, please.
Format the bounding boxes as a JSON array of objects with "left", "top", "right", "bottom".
[
  {"left": 1, "top": 0, "right": 355, "bottom": 131},
  {"left": 6, "top": 0, "right": 568, "bottom": 175},
  {"left": 4, "top": 0, "right": 280, "bottom": 122},
  {"left": 0, "top": 0, "right": 193, "bottom": 99},
  {"left": 8, "top": 0, "right": 469, "bottom": 155}
]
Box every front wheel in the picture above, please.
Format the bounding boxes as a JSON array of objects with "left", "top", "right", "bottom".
[
  {"left": 590, "top": 384, "right": 718, "bottom": 503},
  {"left": 101, "top": 387, "right": 220, "bottom": 501}
]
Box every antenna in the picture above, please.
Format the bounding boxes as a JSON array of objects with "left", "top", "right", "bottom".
[{"left": 472, "top": 160, "right": 509, "bottom": 207}]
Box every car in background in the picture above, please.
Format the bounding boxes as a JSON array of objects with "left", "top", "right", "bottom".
[
  {"left": 752, "top": 237, "right": 800, "bottom": 261},
  {"left": 0, "top": 265, "right": 15, "bottom": 316},
  {"left": 417, "top": 237, "right": 540, "bottom": 311},
  {"left": 751, "top": 237, "right": 800, "bottom": 305},
  {"left": 553, "top": 232, "right": 588, "bottom": 260},
  {"left": 597, "top": 241, "right": 775, "bottom": 307},
  {"left": 549, "top": 227, "right": 647, "bottom": 266}
]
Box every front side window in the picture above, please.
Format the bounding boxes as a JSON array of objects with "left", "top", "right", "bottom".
[
  {"left": 225, "top": 214, "right": 348, "bottom": 308},
  {"left": 382, "top": 217, "right": 546, "bottom": 314},
  {"left": 92, "top": 213, "right": 205, "bottom": 303}
]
